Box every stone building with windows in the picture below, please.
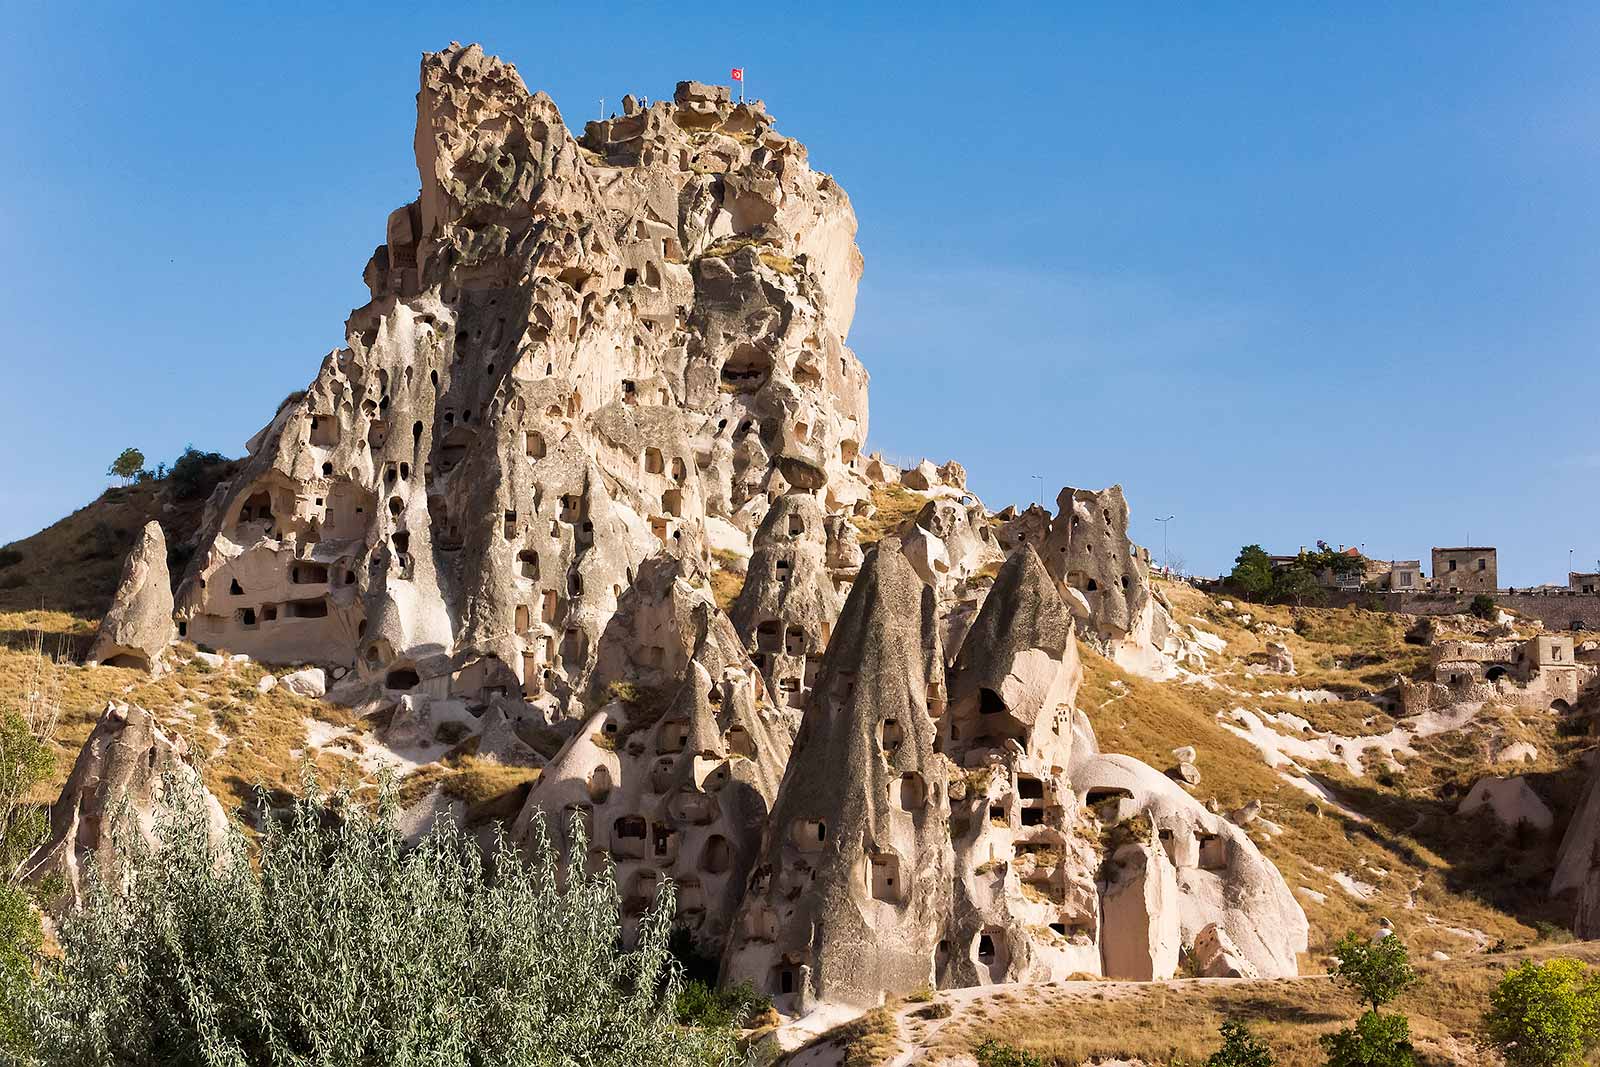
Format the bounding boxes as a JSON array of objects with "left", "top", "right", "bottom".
[{"left": 1431, "top": 547, "right": 1497, "bottom": 593}]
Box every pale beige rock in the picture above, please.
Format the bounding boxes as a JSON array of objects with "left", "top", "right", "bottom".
[
  {"left": 22, "top": 702, "right": 227, "bottom": 909},
  {"left": 87, "top": 522, "right": 176, "bottom": 674}
]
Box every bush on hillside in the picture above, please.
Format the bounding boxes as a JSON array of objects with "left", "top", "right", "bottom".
[
  {"left": 1206, "top": 1019, "right": 1275, "bottom": 1067},
  {"left": 1331, "top": 930, "right": 1417, "bottom": 1012},
  {"left": 1321, "top": 1010, "right": 1416, "bottom": 1067},
  {"left": 167, "top": 446, "right": 230, "bottom": 501},
  {"left": 1482, "top": 958, "right": 1600, "bottom": 1067},
  {"left": 25, "top": 776, "right": 738, "bottom": 1067}
]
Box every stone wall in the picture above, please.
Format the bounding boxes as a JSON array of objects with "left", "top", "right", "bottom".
[{"left": 1321, "top": 589, "right": 1600, "bottom": 632}]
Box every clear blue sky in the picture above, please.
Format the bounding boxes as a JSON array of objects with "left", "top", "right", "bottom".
[{"left": 3, "top": 3, "right": 1597, "bottom": 585}]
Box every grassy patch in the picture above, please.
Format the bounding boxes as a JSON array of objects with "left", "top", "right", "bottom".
[
  {"left": 850, "top": 484, "right": 927, "bottom": 546},
  {"left": 922, "top": 942, "right": 1600, "bottom": 1066}
]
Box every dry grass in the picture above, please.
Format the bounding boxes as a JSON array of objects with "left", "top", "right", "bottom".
[
  {"left": 1076, "top": 629, "right": 1555, "bottom": 960},
  {"left": 804, "top": 1005, "right": 901, "bottom": 1067},
  {"left": 916, "top": 942, "right": 1600, "bottom": 1066},
  {"left": 850, "top": 484, "right": 928, "bottom": 546},
  {"left": 710, "top": 549, "right": 747, "bottom": 612},
  {"left": 0, "top": 609, "right": 362, "bottom": 814}
]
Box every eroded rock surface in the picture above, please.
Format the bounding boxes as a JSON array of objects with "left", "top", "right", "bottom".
[{"left": 86, "top": 521, "right": 176, "bottom": 673}]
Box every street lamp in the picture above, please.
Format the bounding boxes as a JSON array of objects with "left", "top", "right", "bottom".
[
  {"left": 1154, "top": 515, "right": 1175, "bottom": 574},
  {"left": 1031, "top": 475, "right": 1044, "bottom": 509}
]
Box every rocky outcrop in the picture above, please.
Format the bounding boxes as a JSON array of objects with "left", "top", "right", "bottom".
[
  {"left": 724, "top": 539, "right": 952, "bottom": 1011},
  {"left": 172, "top": 44, "right": 872, "bottom": 716},
  {"left": 21, "top": 702, "right": 226, "bottom": 908},
  {"left": 512, "top": 554, "right": 792, "bottom": 954},
  {"left": 86, "top": 522, "right": 175, "bottom": 673}
]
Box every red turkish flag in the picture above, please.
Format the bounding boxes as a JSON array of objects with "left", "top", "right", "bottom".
[{"left": 730, "top": 68, "right": 744, "bottom": 81}]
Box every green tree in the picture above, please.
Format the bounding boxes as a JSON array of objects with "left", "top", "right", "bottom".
[
  {"left": 105, "top": 447, "right": 146, "bottom": 482},
  {"left": 1331, "top": 930, "right": 1418, "bottom": 1013},
  {"left": 26, "top": 776, "right": 738, "bottom": 1067},
  {"left": 1471, "top": 594, "right": 1498, "bottom": 621},
  {"left": 1321, "top": 1011, "right": 1415, "bottom": 1067},
  {"left": 0, "top": 637, "right": 60, "bottom": 1056},
  {"left": 1229, "top": 545, "right": 1275, "bottom": 600},
  {"left": 1272, "top": 557, "right": 1326, "bottom": 606},
  {"left": 1207, "top": 1019, "right": 1275, "bottom": 1067},
  {"left": 1482, "top": 958, "right": 1600, "bottom": 1067},
  {"left": 167, "top": 446, "right": 230, "bottom": 501}
]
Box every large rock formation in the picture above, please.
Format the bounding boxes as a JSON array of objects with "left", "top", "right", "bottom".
[
  {"left": 22, "top": 702, "right": 226, "bottom": 908},
  {"left": 725, "top": 539, "right": 952, "bottom": 1012},
  {"left": 173, "top": 45, "right": 871, "bottom": 714},
  {"left": 510, "top": 554, "right": 794, "bottom": 954},
  {"left": 115, "top": 43, "right": 1312, "bottom": 1014},
  {"left": 86, "top": 521, "right": 176, "bottom": 673}
]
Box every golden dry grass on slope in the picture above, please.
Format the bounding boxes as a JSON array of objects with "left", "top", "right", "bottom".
[
  {"left": 907, "top": 941, "right": 1600, "bottom": 1066},
  {"left": 0, "top": 609, "right": 362, "bottom": 814},
  {"left": 850, "top": 484, "right": 928, "bottom": 546},
  {"left": 1079, "top": 584, "right": 1581, "bottom": 960}
]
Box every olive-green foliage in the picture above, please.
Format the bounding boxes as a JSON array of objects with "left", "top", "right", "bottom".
[
  {"left": 974, "top": 1038, "right": 1044, "bottom": 1067},
  {"left": 1332, "top": 932, "right": 1418, "bottom": 1013},
  {"left": 1321, "top": 1011, "right": 1415, "bottom": 1067},
  {"left": 25, "top": 777, "right": 738, "bottom": 1067},
  {"left": 0, "top": 690, "right": 56, "bottom": 1056},
  {"left": 1482, "top": 958, "right": 1600, "bottom": 1067},
  {"left": 106, "top": 447, "right": 146, "bottom": 482},
  {"left": 1206, "top": 1020, "right": 1275, "bottom": 1067},
  {"left": 675, "top": 979, "right": 770, "bottom": 1030},
  {"left": 1471, "top": 594, "right": 1498, "bottom": 621}
]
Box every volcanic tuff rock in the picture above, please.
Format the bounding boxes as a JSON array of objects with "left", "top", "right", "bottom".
[
  {"left": 86, "top": 521, "right": 176, "bottom": 674},
  {"left": 22, "top": 702, "right": 226, "bottom": 909},
  {"left": 52, "top": 41, "right": 1312, "bottom": 1014}
]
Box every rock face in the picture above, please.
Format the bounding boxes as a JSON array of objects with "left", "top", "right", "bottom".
[
  {"left": 128, "top": 43, "right": 1312, "bottom": 1013},
  {"left": 724, "top": 542, "right": 1307, "bottom": 1010},
  {"left": 512, "top": 554, "right": 794, "bottom": 954},
  {"left": 22, "top": 702, "right": 226, "bottom": 908},
  {"left": 86, "top": 521, "right": 176, "bottom": 673},
  {"left": 174, "top": 44, "right": 871, "bottom": 709},
  {"left": 724, "top": 539, "right": 952, "bottom": 1012}
]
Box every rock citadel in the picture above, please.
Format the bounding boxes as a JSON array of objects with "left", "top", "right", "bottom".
[{"left": 36, "top": 43, "right": 1311, "bottom": 1014}]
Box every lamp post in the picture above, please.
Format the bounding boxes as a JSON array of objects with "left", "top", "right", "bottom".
[
  {"left": 1155, "top": 515, "right": 1175, "bottom": 575},
  {"left": 1031, "top": 475, "right": 1044, "bottom": 509}
]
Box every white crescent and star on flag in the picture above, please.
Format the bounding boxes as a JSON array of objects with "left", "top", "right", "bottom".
[{"left": 730, "top": 68, "right": 743, "bottom": 81}]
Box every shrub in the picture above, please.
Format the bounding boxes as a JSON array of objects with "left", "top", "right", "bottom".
[
  {"left": 975, "top": 1038, "right": 1044, "bottom": 1067},
  {"left": 1321, "top": 1011, "right": 1415, "bottom": 1067},
  {"left": 675, "top": 979, "right": 771, "bottom": 1030},
  {"left": 1331, "top": 930, "right": 1417, "bottom": 1012},
  {"left": 167, "top": 446, "right": 230, "bottom": 501},
  {"left": 106, "top": 447, "right": 146, "bottom": 482},
  {"left": 1207, "top": 1019, "right": 1275, "bottom": 1067},
  {"left": 1229, "top": 545, "right": 1275, "bottom": 601},
  {"left": 0, "top": 641, "right": 60, "bottom": 1056},
  {"left": 1482, "top": 958, "right": 1600, "bottom": 1067},
  {"left": 0, "top": 549, "right": 21, "bottom": 570},
  {"left": 25, "top": 776, "right": 738, "bottom": 1067},
  {"left": 1471, "top": 594, "right": 1498, "bottom": 620}
]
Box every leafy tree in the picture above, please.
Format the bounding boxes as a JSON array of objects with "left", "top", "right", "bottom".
[
  {"left": 167, "top": 446, "right": 230, "bottom": 501},
  {"left": 1471, "top": 594, "right": 1498, "bottom": 621},
  {"left": 1272, "top": 557, "right": 1326, "bottom": 606},
  {"left": 1482, "top": 958, "right": 1600, "bottom": 1067},
  {"left": 1321, "top": 1011, "right": 1415, "bottom": 1067},
  {"left": 1331, "top": 930, "right": 1418, "bottom": 1013},
  {"left": 106, "top": 447, "right": 146, "bottom": 482},
  {"left": 26, "top": 776, "right": 738, "bottom": 1067},
  {"left": 1229, "top": 545, "right": 1275, "bottom": 601},
  {"left": 1207, "top": 1019, "right": 1275, "bottom": 1067}
]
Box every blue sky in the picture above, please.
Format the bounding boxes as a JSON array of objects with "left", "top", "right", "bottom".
[{"left": 3, "top": 3, "right": 1597, "bottom": 584}]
